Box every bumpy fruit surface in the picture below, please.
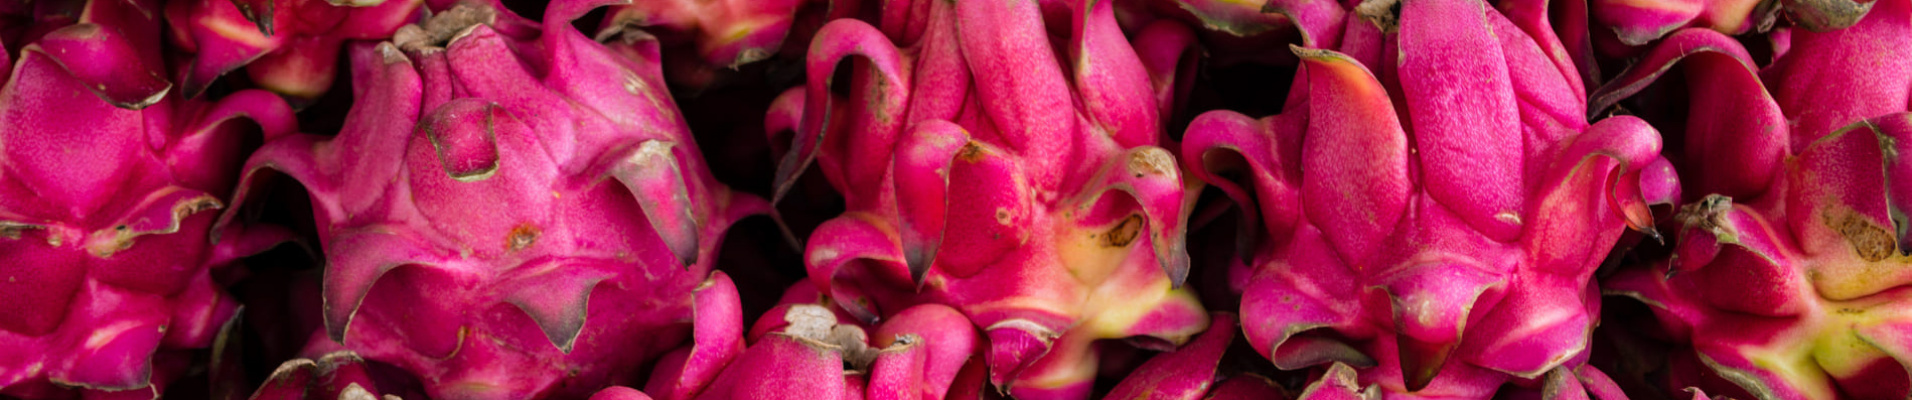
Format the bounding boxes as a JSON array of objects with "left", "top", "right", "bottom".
[
  {"left": 219, "top": 1, "right": 766, "bottom": 398},
  {"left": 1181, "top": 0, "right": 1676, "bottom": 396},
  {"left": 769, "top": 0, "right": 1209, "bottom": 398},
  {"left": 0, "top": 0, "right": 298, "bottom": 397},
  {"left": 1594, "top": 0, "right": 1912, "bottom": 398}
]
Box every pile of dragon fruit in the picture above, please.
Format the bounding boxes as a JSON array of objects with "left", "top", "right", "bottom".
[{"left": 3, "top": 0, "right": 1908, "bottom": 398}]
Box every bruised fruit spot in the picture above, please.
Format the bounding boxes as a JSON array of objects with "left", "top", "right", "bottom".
[
  {"left": 394, "top": 3, "right": 497, "bottom": 51},
  {"left": 958, "top": 143, "right": 985, "bottom": 162},
  {"left": 784, "top": 305, "right": 837, "bottom": 340},
  {"left": 1104, "top": 215, "right": 1143, "bottom": 247},
  {"left": 997, "top": 208, "right": 1013, "bottom": 225},
  {"left": 1356, "top": 0, "right": 1403, "bottom": 33},
  {"left": 1127, "top": 149, "right": 1174, "bottom": 178},
  {"left": 507, "top": 224, "right": 540, "bottom": 251},
  {"left": 87, "top": 195, "right": 221, "bottom": 257},
  {"left": 1, "top": 222, "right": 40, "bottom": 240},
  {"left": 1831, "top": 212, "right": 1893, "bottom": 262},
  {"left": 868, "top": 79, "right": 895, "bottom": 126}
]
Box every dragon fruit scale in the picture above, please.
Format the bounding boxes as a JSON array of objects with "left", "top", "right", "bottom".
[
  {"left": 1589, "top": 0, "right": 1912, "bottom": 398},
  {"left": 0, "top": 0, "right": 300, "bottom": 397},
  {"left": 164, "top": 0, "right": 423, "bottom": 101},
  {"left": 1181, "top": 0, "right": 1677, "bottom": 396},
  {"left": 215, "top": 0, "right": 768, "bottom": 398},
  {"left": 766, "top": 0, "right": 1211, "bottom": 398}
]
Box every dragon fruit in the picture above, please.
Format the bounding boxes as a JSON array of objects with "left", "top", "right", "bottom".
[
  {"left": 642, "top": 273, "right": 981, "bottom": 400},
  {"left": 164, "top": 0, "right": 421, "bottom": 101},
  {"left": 1180, "top": 0, "right": 1677, "bottom": 395},
  {"left": 215, "top": 0, "right": 767, "bottom": 398},
  {"left": 768, "top": 0, "right": 1210, "bottom": 397},
  {"left": 0, "top": 0, "right": 300, "bottom": 397},
  {"left": 1590, "top": 0, "right": 1912, "bottom": 398}
]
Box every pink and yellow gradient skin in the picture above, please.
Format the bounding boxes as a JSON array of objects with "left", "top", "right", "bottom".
[
  {"left": 763, "top": 0, "right": 1210, "bottom": 398},
  {"left": 1592, "top": 0, "right": 1912, "bottom": 398},
  {"left": 0, "top": 0, "right": 299, "bottom": 397},
  {"left": 1181, "top": 0, "right": 1675, "bottom": 397},
  {"left": 216, "top": 1, "right": 768, "bottom": 399}
]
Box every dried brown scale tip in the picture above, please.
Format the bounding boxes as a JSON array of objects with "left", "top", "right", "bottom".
[{"left": 395, "top": 3, "right": 498, "bottom": 52}]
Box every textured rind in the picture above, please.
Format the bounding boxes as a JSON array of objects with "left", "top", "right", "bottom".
[
  {"left": 1180, "top": 0, "right": 1673, "bottom": 396},
  {"left": 0, "top": 0, "right": 298, "bottom": 397},
  {"left": 1592, "top": 0, "right": 1912, "bottom": 399},
  {"left": 771, "top": 0, "right": 1209, "bottom": 398},
  {"left": 215, "top": 1, "right": 767, "bottom": 399}
]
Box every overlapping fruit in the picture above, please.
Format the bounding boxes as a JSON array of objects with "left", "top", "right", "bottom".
[{"left": 3, "top": 0, "right": 1906, "bottom": 398}]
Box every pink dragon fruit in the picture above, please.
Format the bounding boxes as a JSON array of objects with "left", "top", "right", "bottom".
[
  {"left": 164, "top": 0, "right": 422, "bottom": 101},
  {"left": 1590, "top": 0, "right": 1912, "bottom": 398},
  {"left": 642, "top": 273, "right": 981, "bottom": 400},
  {"left": 0, "top": 0, "right": 299, "bottom": 397},
  {"left": 215, "top": 0, "right": 767, "bottom": 398},
  {"left": 768, "top": 0, "right": 1210, "bottom": 397},
  {"left": 1180, "top": 0, "right": 1677, "bottom": 396}
]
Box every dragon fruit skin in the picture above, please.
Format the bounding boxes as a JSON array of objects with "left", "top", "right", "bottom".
[
  {"left": 216, "top": 1, "right": 768, "bottom": 398},
  {"left": 768, "top": 0, "right": 1211, "bottom": 398},
  {"left": 0, "top": 0, "right": 300, "bottom": 397},
  {"left": 1589, "top": 1, "right": 1912, "bottom": 398},
  {"left": 643, "top": 273, "right": 980, "bottom": 400},
  {"left": 164, "top": 0, "right": 422, "bottom": 101},
  {"left": 1180, "top": 0, "right": 1677, "bottom": 395}
]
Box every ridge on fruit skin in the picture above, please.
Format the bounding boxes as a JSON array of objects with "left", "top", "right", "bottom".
[
  {"left": 0, "top": 0, "right": 300, "bottom": 397},
  {"left": 213, "top": 0, "right": 768, "bottom": 398},
  {"left": 765, "top": 0, "right": 1212, "bottom": 398},
  {"left": 1179, "top": 0, "right": 1677, "bottom": 396},
  {"left": 164, "top": 0, "right": 423, "bottom": 101},
  {"left": 1593, "top": 0, "right": 1912, "bottom": 398}
]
